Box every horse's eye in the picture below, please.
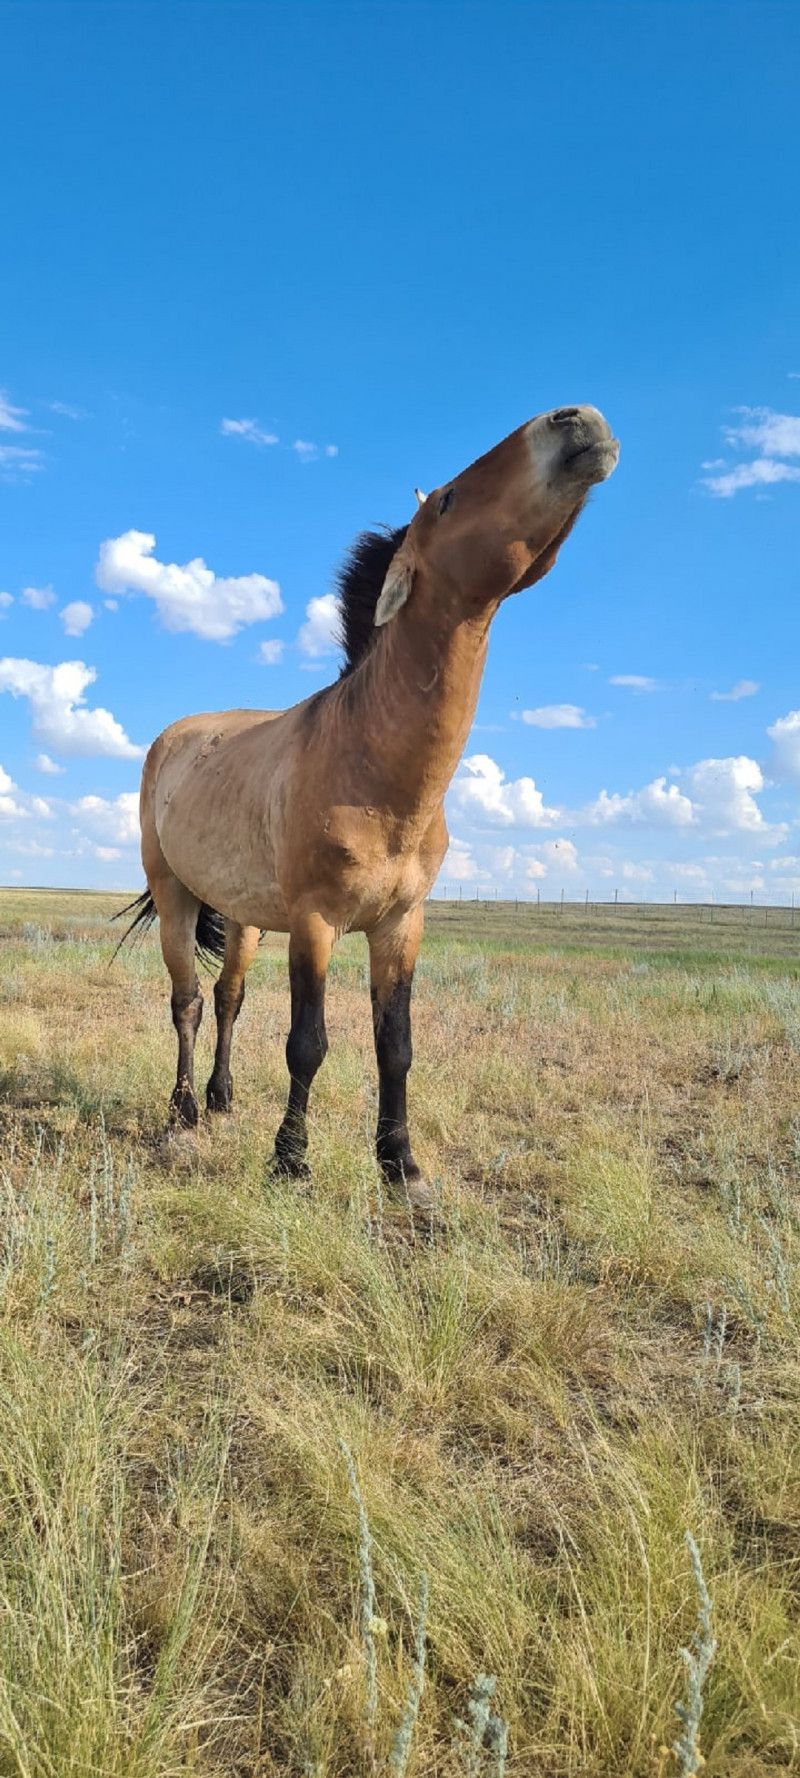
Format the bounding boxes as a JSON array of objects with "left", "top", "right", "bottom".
[{"left": 438, "top": 487, "right": 455, "bottom": 516}]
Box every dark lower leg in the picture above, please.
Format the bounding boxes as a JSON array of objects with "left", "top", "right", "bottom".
[
  {"left": 169, "top": 984, "right": 203, "bottom": 1127},
  {"left": 274, "top": 935, "right": 331, "bottom": 1179},
  {"left": 372, "top": 977, "right": 421, "bottom": 1188},
  {"left": 206, "top": 979, "right": 245, "bottom": 1111}
]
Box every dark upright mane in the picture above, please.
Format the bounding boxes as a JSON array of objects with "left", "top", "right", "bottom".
[{"left": 335, "top": 524, "right": 409, "bottom": 677}]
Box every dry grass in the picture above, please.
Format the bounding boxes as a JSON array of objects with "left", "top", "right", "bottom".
[{"left": 0, "top": 888, "right": 798, "bottom": 1775}]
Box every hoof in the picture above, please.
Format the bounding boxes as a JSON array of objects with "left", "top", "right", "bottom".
[
  {"left": 271, "top": 1148, "right": 312, "bottom": 1183},
  {"left": 384, "top": 1166, "right": 437, "bottom": 1219},
  {"left": 206, "top": 1076, "right": 233, "bottom": 1114},
  {"left": 169, "top": 1085, "right": 199, "bottom": 1130}
]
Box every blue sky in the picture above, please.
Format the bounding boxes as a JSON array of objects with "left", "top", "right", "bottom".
[{"left": 2, "top": 0, "right": 799, "bottom": 901}]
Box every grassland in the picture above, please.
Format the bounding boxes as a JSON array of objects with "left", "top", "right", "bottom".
[{"left": 0, "top": 888, "right": 798, "bottom": 1776}]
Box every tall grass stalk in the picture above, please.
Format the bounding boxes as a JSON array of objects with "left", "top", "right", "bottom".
[{"left": 673, "top": 1533, "right": 717, "bottom": 1777}]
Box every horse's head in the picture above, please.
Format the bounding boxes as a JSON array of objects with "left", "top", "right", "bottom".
[{"left": 375, "top": 406, "right": 618, "bottom": 624}]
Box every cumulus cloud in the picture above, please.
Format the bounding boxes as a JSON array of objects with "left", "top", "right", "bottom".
[
  {"left": 682, "top": 756, "right": 776, "bottom": 836},
  {"left": 0, "top": 765, "right": 51, "bottom": 823},
  {"left": 60, "top": 600, "right": 93, "bottom": 637},
  {"left": 298, "top": 593, "right": 340, "bottom": 658},
  {"left": 70, "top": 791, "right": 140, "bottom": 847},
  {"left": 0, "top": 592, "right": 12, "bottom": 611},
  {"left": 767, "top": 709, "right": 800, "bottom": 787},
  {"left": 703, "top": 406, "right": 800, "bottom": 497},
  {"left": 449, "top": 753, "right": 560, "bottom": 829},
  {"left": 711, "top": 679, "right": 759, "bottom": 702},
  {"left": 21, "top": 585, "right": 56, "bottom": 610},
  {"left": 220, "top": 418, "right": 279, "bottom": 446},
  {"left": 0, "top": 658, "right": 144, "bottom": 759},
  {"left": 256, "top": 639, "right": 285, "bottom": 665},
  {"left": 585, "top": 778, "right": 695, "bottom": 828},
  {"left": 520, "top": 703, "right": 596, "bottom": 729},
  {"left": 33, "top": 753, "right": 64, "bottom": 775},
  {"left": 0, "top": 763, "right": 26, "bottom": 820},
  {"left": 442, "top": 838, "right": 480, "bottom": 881},
  {"left": 95, "top": 530, "right": 283, "bottom": 643},
  {"left": 609, "top": 674, "right": 657, "bottom": 691},
  {"left": 524, "top": 838, "right": 579, "bottom": 879},
  {"left": 582, "top": 756, "right": 779, "bottom": 839}
]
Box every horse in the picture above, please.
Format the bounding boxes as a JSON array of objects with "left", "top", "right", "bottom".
[{"left": 122, "top": 405, "right": 618, "bottom": 1213}]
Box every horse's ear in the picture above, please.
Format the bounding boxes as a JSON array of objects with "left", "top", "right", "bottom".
[{"left": 374, "top": 537, "right": 416, "bottom": 626}]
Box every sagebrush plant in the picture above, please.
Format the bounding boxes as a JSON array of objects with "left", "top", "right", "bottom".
[{"left": 0, "top": 888, "right": 798, "bottom": 1774}]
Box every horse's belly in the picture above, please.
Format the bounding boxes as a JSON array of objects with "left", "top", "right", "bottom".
[{"left": 157, "top": 802, "right": 288, "bottom": 931}]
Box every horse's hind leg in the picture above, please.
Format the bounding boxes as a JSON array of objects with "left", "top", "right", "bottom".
[
  {"left": 146, "top": 859, "right": 204, "bottom": 1129},
  {"left": 206, "top": 921, "right": 260, "bottom": 1112}
]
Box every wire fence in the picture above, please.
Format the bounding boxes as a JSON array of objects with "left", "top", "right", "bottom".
[{"left": 429, "top": 887, "right": 800, "bottom": 929}]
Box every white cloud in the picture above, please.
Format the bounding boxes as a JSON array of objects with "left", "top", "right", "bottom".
[
  {"left": 711, "top": 679, "right": 759, "bottom": 702},
  {"left": 256, "top": 638, "right": 285, "bottom": 665},
  {"left": 526, "top": 838, "right": 579, "bottom": 878},
  {"left": 621, "top": 861, "right": 654, "bottom": 883},
  {"left": 609, "top": 674, "right": 657, "bottom": 691},
  {"left": 298, "top": 593, "right": 340, "bottom": 658},
  {"left": 0, "top": 446, "right": 44, "bottom": 477},
  {"left": 450, "top": 753, "right": 560, "bottom": 829},
  {"left": 520, "top": 704, "right": 596, "bottom": 729},
  {"left": 669, "top": 862, "right": 711, "bottom": 887},
  {"left": 703, "top": 407, "right": 800, "bottom": 497},
  {"left": 0, "top": 659, "right": 144, "bottom": 759},
  {"left": 21, "top": 585, "right": 56, "bottom": 610},
  {"left": 325, "top": 445, "right": 339, "bottom": 458},
  {"left": 0, "top": 593, "right": 12, "bottom": 610},
  {"left": 442, "top": 838, "right": 480, "bottom": 881},
  {"left": 33, "top": 753, "right": 64, "bottom": 775},
  {"left": 682, "top": 756, "right": 776, "bottom": 837},
  {"left": 585, "top": 778, "right": 695, "bottom": 828},
  {"left": 292, "top": 440, "right": 319, "bottom": 461},
  {"left": 723, "top": 407, "right": 800, "bottom": 457},
  {"left": 0, "top": 390, "right": 28, "bottom": 432},
  {"left": 48, "top": 401, "right": 84, "bottom": 420},
  {"left": 703, "top": 458, "right": 800, "bottom": 497},
  {"left": 0, "top": 765, "right": 26, "bottom": 821},
  {"left": 70, "top": 791, "right": 139, "bottom": 847},
  {"left": 95, "top": 530, "right": 283, "bottom": 643},
  {"left": 583, "top": 756, "right": 779, "bottom": 839},
  {"left": 220, "top": 418, "right": 279, "bottom": 446},
  {"left": 0, "top": 396, "right": 43, "bottom": 477},
  {"left": 60, "top": 600, "right": 94, "bottom": 637},
  {"left": 767, "top": 709, "right": 800, "bottom": 787}
]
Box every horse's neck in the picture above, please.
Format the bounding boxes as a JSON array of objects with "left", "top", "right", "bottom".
[{"left": 338, "top": 582, "right": 495, "bottom": 820}]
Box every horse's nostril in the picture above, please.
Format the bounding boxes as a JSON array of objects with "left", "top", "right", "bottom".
[{"left": 551, "top": 406, "right": 580, "bottom": 425}]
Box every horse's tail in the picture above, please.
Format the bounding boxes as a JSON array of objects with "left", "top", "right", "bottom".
[{"left": 112, "top": 890, "right": 227, "bottom": 968}]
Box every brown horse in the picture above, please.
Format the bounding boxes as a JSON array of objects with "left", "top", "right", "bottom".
[{"left": 124, "top": 405, "right": 618, "bottom": 1212}]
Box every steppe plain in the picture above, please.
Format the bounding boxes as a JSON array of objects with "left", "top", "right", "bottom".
[{"left": 0, "top": 888, "right": 798, "bottom": 1776}]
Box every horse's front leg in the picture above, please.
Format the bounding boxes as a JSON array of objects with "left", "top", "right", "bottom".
[
  {"left": 273, "top": 911, "right": 334, "bottom": 1179},
  {"left": 368, "top": 905, "right": 433, "bottom": 1215}
]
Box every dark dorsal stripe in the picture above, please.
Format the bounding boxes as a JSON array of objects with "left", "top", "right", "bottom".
[{"left": 335, "top": 524, "right": 409, "bottom": 676}]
